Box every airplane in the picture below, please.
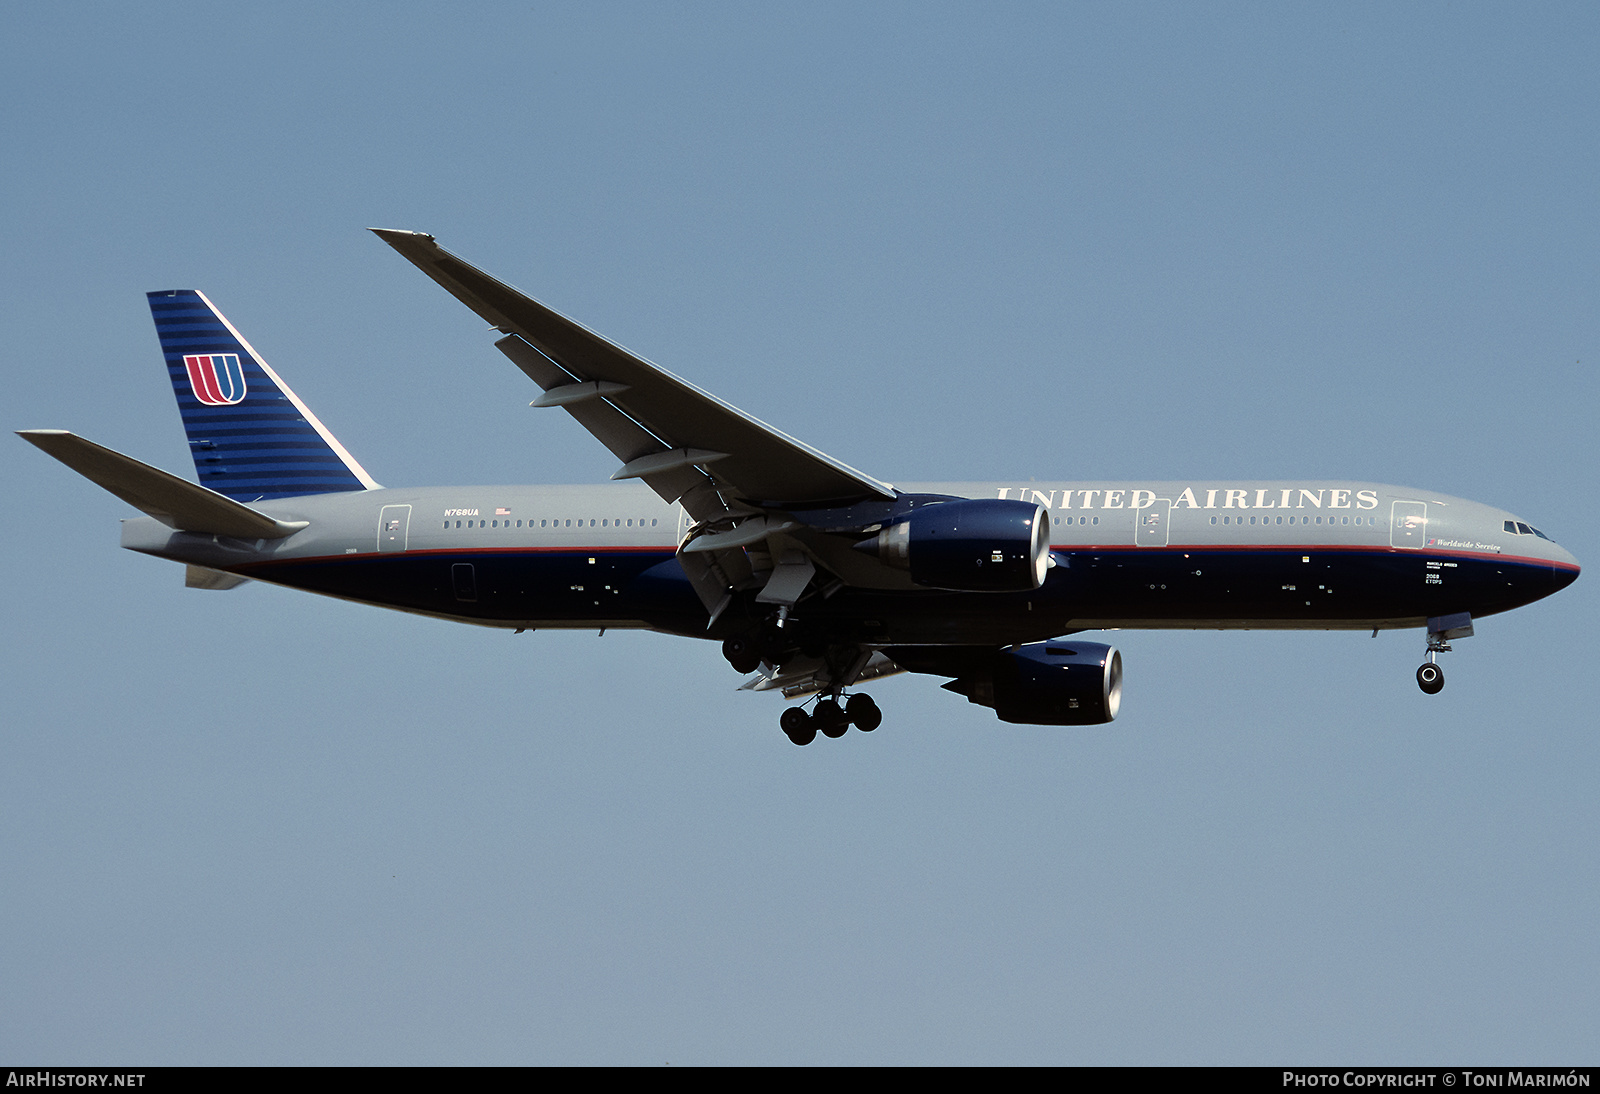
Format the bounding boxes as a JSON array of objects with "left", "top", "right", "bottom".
[{"left": 19, "top": 230, "right": 1581, "bottom": 745}]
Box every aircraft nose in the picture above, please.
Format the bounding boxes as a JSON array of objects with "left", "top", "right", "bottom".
[{"left": 1546, "top": 541, "right": 1580, "bottom": 590}]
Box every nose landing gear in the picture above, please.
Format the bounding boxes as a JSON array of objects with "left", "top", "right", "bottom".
[
  {"left": 1416, "top": 612, "right": 1473, "bottom": 695},
  {"left": 779, "top": 692, "right": 883, "bottom": 745}
]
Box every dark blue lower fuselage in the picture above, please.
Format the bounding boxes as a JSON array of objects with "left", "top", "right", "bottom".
[{"left": 233, "top": 542, "right": 1577, "bottom": 645}]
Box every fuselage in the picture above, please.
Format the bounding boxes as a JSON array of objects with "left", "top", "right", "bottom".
[{"left": 121, "top": 478, "right": 1580, "bottom": 646}]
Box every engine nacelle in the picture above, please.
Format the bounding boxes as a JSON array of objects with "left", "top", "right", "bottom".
[
  {"left": 945, "top": 640, "right": 1123, "bottom": 725},
  {"left": 864, "top": 498, "right": 1050, "bottom": 592}
]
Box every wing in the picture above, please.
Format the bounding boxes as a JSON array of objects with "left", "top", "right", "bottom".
[
  {"left": 374, "top": 229, "right": 914, "bottom": 629},
  {"left": 371, "top": 229, "right": 895, "bottom": 520}
]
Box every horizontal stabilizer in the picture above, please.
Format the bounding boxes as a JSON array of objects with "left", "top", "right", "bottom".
[{"left": 17, "top": 430, "right": 308, "bottom": 539}]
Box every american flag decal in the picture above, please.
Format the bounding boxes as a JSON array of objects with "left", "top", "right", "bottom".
[{"left": 183, "top": 353, "right": 247, "bottom": 406}]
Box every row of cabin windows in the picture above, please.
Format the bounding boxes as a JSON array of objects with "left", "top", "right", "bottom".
[
  {"left": 1051, "top": 513, "right": 1379, "bottom": 528},
  {"left": 443, "top": 518, "right": 661, "bottom": 530},
  {"left": 1210, "top": 515, "right": 1378, "bottom": 526}
]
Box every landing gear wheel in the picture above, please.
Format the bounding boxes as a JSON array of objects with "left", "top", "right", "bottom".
[
  {"left": 723, "top": 636, "right": 761, "bottom": 675},
  {"left": 846, "top": 693, "right": 882, "bottom": 732},
  {"left": 780, "top": 706, "right": 816, "bottom": 745},
  {"left": 1416, "top": 663, "right": 1444, "bottom": 695},
  {"left": 814, "top": 698, "right": 849, "bottom": 738}
]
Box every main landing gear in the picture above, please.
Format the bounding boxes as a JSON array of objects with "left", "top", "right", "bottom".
[
  {"left": 781, "top": 693, "right": 882, "bottom": 745},
  {"left": 722, "top": 636, "right": 762, "bottom": 675}
]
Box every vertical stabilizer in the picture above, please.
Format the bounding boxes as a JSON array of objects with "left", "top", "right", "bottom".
[{"left": 147, "top": 290, "right": 379, "bottom": 501}]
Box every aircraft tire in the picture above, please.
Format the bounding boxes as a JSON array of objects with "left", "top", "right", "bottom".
[
  {"left": 1416, "top": 663, "right": 1444, "bottom": 695},
  {"left": 815, "top": 699, "right": 849, "bottom": 738},
  {"left": 723, "top": 637, "right": 761, "bottom": 675},
  {"left": 781, "top": 706, "right": 816, "bottom": 745},
  {"left": 846, "top": 693, "right": 882, "bottom": 732}
]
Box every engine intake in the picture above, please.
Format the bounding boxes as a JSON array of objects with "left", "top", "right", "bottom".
[
  {"left": 861, "top": 498, "right": 1050, "bottom": 592},
  {"left": 945, "top": 640, "right": 1123, "bottom": 725}
]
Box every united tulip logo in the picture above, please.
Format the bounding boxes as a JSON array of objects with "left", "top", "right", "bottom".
[{"left": 183, "top": 353, "right": 247, "bottom": 406}]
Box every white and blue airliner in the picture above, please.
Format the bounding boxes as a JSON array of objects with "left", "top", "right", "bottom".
[{"left": 20, "top": 231, "right": 1580, "bottom": 744}]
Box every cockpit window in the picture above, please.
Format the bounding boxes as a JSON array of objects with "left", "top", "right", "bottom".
[{"left": 1506, "top": 519, "right": 1558, "bottom": 543}]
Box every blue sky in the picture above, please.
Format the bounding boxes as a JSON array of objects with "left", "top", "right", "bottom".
[{"left": 3, "top": 3, "right": 1596, "bottom": 1064}]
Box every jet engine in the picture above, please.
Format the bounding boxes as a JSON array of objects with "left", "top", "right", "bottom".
[
  {"left": 860, "top": 498, "right": 1050, "bottom": 592},
  {"left": 943, "top": 640, "right": 1123, "bottom": 725}
]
